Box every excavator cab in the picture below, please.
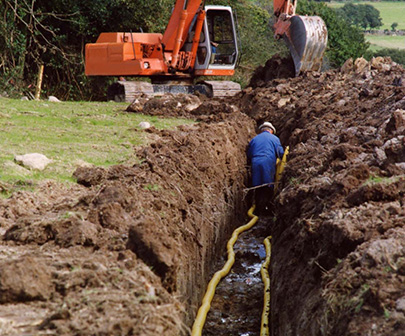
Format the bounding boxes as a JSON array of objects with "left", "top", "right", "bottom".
[
  {"left": 184, "top": 6, "right": 239, "bottom": 76},
  {"left": 273, "top": 0, "right": 328, "bottom": 75}
]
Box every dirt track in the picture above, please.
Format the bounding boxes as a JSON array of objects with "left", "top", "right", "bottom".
[{"left": 0, "top": 56, "right": 404, "bottom": 335}]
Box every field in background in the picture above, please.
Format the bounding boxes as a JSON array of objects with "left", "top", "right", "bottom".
[
  {"left": 366, "top": 34, "right": 405, "bottom": 50},
  {"left": 0, "top": 99, "right": 193, "bottom": 191},
  {"left": 329, "top": 1, "right": 405, "bottom": 30},
  {"left": 329, "top": 1, "right": 405, "bottom": 50}
]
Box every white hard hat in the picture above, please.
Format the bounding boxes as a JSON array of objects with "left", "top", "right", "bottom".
[{"left": 259, "top": 122, "right": 276, "bottom": 134}]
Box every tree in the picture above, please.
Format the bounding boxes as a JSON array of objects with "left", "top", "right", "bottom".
[
  {"left": 391, "top": 22, "right": 398, "bottom": 32},
  {"left": 338, "top": 3, "right": 382, "bottom": 30},
  {"left": 0, "top": 0, "right": 173, "bottom": 100}
]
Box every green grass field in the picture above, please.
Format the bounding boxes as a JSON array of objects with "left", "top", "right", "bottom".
[
  {"left": 329, "top": 1, "right": 405, "bottom": 30},
  {"left": 366, "top": 34, "right": 405, "bottom": 51},
  {"left": 329, "top": 1, "right": 405, "bottom": 50},
  {"left": 0, "top": 99, "right": 193, "bottom": 191}
]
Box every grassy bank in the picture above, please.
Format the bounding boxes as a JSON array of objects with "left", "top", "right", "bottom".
[{"left": 0, "top": 98, "right": 192, "bottom": 191}]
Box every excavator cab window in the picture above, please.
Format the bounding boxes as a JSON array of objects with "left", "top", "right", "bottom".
[
  {"left": 184, "top": 6, "right": 238, "bottom": 70},
  {"left": 206, "top": 9, "right": 237, "bottom": 65}
]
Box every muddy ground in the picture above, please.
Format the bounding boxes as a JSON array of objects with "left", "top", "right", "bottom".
[{"left": 0, "top": 56, "right": 404, "bottom": 336}]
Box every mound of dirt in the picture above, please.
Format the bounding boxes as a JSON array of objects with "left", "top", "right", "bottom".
[
  {"left": 126, "top": 93, "right": 203, "bottom": 117},
  {"left": 237, "top": 56, "right": 405, "bottom": 335},
  {"left": 0, "top": 107, "right": 255, "bottom": 335},
  {"left": 248, "top": 54, "right": 296, "bottom": 88}
]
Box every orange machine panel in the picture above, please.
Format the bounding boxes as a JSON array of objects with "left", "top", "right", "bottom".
[
  {"left": 96, "top": 32, "right": 163, "bottom": 44},
  {"left": 85, "top": 42, "right": 167, "bottom": 76},
  {"left": 194, "top": 69, "right": 235, "bottom": 76}
]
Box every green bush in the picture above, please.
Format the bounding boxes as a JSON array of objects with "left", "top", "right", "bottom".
[
  {"left": 365, "top": 48, "right": 405, "bottom": 66},
  {"left": 0, "top": 0, "right": 172, "bottom": 100}
]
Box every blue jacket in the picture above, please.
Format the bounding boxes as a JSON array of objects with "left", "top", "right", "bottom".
[{"left": 247, "top": 131, "right": 284, "bottom": 187}]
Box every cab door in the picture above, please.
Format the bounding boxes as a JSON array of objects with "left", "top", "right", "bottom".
[{"left": 184, "top": 6, "right": 239, "bottom": 72}]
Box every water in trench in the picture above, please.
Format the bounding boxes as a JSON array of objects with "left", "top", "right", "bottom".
[{"left": 203, "top": 216, "right": 271, "bottom": 336}]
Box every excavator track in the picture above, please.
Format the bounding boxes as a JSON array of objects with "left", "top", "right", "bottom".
[{"left": 107, "top": 80, "right": 241, "bottom": 102}]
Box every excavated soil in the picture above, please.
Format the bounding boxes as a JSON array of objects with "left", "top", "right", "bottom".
[
  {"left": 0, "top": 55, "right": 404, "bottom": 336},
  {"left": 237, "top": 56, "right": 405, "bottom": 336}
]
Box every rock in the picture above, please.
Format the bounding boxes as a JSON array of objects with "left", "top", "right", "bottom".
[
  {"left": 386, "top": 109, "right": 405, "bottom": 134},
  {"left": 48, "top": 96, "right": 61, "bottom": 102},
  {"left": 396, "top": 297, "right": 405, "bottom": 312},
  {"left": 14, "top": 153, "right": 52, "bottom": 171},
  {"left": 370, "top": 57, "right": 392, "bottom": 72},
  {"left": 21, "top": 96, "right": 29, "bottom": 101},
  {"left": 74, "top": 159, "right": 94, "bottom": 168},
  {"left": 341, "top": 58, "right": 353, "bottom": 74},
  {"left": 337, "top": 99, "right": 346, "bottom": 107},
  {"left": 374, "top": 147, "right": 387, "bottom": 165},
  {"left": 184, "top": 100, "right": 202, "bottom": 112},
  {"left": 395, "top": 162, "right": 405, "bottom": 171},
  {"left": 0, "top": 257, "right": 53, "bottom": 303},
  {"left": 278, "top": 98, "right": 290, "bottom": 108},
  {"left": 361, "top": 238, "right": 403, "bottom": 268},
  {"left": 138, "top": 121, "right": 151, "bottom": 129},
  {"left": 354, "top": 57, "right": 370, "bottom": 74}
]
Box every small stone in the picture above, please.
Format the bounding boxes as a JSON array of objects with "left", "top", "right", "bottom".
[
  {"left": 337, "top": 99, "right": 346, "bottom": 107},
  {"left": 354, "top": 57, "right": 370, "bottom": 74},
  {"left": 14, "top": 153, "right": 52, "bottom": 171},
  {"left": 21, "top": 96, "right": 29, "bottom": 101},
  {"left": 48, "top": 96, "right": 61, "bottom": 102},
  {"left": 341, "top": 58, "right": 353, "bottom": 74},
  {"left": 374, "top": 147, "right": 387, "bottom": 165},
  {"left": 278, "top": 98, "right": 290, "bottom": 108},
  {"left": 395, "top": 162, "right": 405, "bottom": 171},
  {"left": 138, "top": 121, "right": 151, "bottom": 129},
  {"left": 396, "top": 297, "right": 405, "bottom": 312}
]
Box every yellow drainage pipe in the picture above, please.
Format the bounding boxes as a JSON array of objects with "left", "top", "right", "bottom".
[
  {"left": 191, "top": 205, "right": 259, "bottom": 336},
  {"left": 274, "top": 146, "right": 289, "bottom": 195},
  {"left": 260, "top": 236, "right": 272, "bottom": 336}
]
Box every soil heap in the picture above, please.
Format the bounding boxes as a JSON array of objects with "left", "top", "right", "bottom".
[
  {"left": 237, "top": 56, "right": 405, "bottom": 336},
  {"left": 0, "top": 55, "right": 404, "bottom": 335}
]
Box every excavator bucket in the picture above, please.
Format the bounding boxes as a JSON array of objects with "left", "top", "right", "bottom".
[{"left": 283, "top": 15, "right": 327, "bottom": 76}]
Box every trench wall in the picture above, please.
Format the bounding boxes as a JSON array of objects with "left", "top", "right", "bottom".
[{"left": 0, "top": 111, "right": 256, "bottom": 335}]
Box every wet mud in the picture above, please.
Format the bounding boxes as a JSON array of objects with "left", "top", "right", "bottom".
[{"left": 204, "top": 217, "right": 269, "bottom": 336}]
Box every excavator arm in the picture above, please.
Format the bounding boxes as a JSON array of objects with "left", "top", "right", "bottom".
[{"left": 273, "top": 0, "right": 328, "bottom": 75}]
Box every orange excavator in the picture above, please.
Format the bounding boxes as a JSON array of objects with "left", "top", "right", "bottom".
[{"left": 85, "top": 0, "right": 327, "bottom": 101}]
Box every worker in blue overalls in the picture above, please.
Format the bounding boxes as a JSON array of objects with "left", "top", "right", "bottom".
[{"left": 247, "top": 122, "right": 284, "bottom": 213}]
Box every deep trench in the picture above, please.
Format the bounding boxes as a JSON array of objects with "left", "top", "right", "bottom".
[
  {"left": 203, "top": 215, "right": 271, "bottom": 336},
  {"left": 187, "top": 121, "right": 300, "bottom": 336},
  {"left": 187, "top": 175, "right": 282, "bottom": 335}
]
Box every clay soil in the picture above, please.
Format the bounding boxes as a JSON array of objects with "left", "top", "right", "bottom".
[{"left": 0, "top": 55, "right": 404, "bottom": 336}]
